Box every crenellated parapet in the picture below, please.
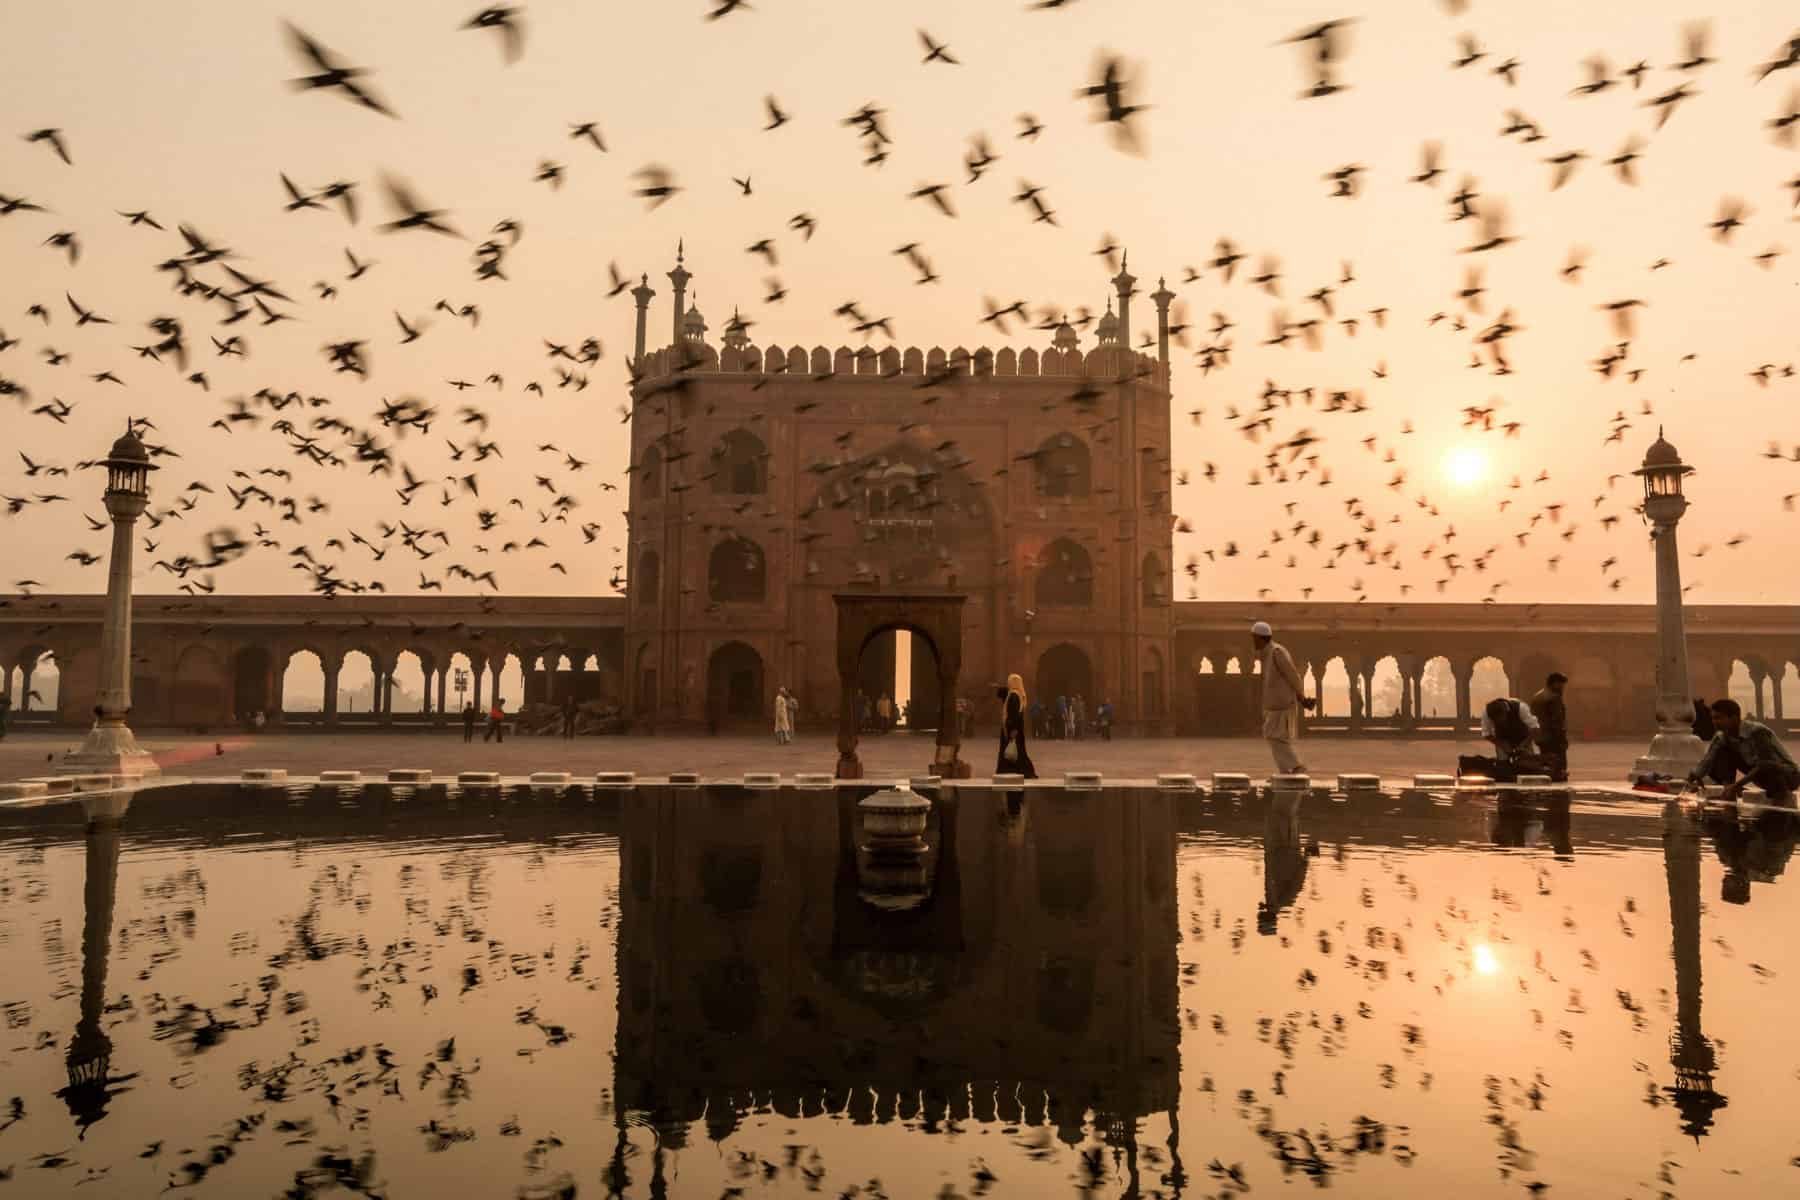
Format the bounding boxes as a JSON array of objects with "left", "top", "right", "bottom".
[{"left": 634, "top": 340, "right": 1163, "bottom": 385}]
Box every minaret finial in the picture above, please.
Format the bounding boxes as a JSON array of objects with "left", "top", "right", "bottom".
[{"left": 677, "top": 238, "right": 684, "bottom": 265}]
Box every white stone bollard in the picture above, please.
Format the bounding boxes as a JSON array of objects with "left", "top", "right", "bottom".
[
  {"left": 457, "top": 771, "right": 501, "bottom": 786},
  {"left": 1336, "top": 774, "right": 1381, "bottom": 792},
  {"left": 1156, "top": 773, "right": 1198, "bottom": 791},
  {"left": 241, "top": 768, "right": 288, "bottom": 784},
  {"left": 388, "top": 769, "right": 433, "bottom": 784},
  {"left": 320, "top": 770, "right": 361, "bottom": 784}
]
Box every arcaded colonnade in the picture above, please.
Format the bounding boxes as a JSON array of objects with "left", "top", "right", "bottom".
[
  {"left": 1, "top": 594, "right": 1795, "bottom": 737},
  {"left": 1175, "top": 601, "right": 1800, "bottom": 738},
  {"left": 0, "top": 595, "right": 624, "bottom": 729}
]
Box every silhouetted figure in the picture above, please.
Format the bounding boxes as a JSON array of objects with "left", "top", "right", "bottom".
[
  {"left": 1531, "top": 672, "right": 1570, "bottom": 781},
  {"left": 0, "top": 691, "right": 10, "bottom": 740},
  {"left": 995, "top": 673, "right": 1037, "bottom": 778},
  {"left": 1689, "top": 698, "right": 1800, "bottom": 804},
  {"left": 561, "top": 693, "right": 578, "bottom": 739},
  {"left": 461, "top": 701, "right": 477, "bottom": 742},
  {"left": 1691, "top": 698, "right": 1716, "bottom": 743},
  {"left": 484, "top": 697, "right": 506, "bottom": 743}
]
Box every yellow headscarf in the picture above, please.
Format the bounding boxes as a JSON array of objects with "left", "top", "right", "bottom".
[{"left": 1005, "top": 672, "right": 1027, "bottom": 710}]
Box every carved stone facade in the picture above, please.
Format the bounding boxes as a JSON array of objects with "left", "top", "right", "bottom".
[{"left": 622, "top": 251, "right": 1179, "bottom": 733}]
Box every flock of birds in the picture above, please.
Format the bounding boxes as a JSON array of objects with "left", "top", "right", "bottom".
[{"left": 0, "top": 5, "right": 1797, "bottom": 612}]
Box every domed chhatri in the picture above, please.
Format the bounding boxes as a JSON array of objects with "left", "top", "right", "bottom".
[
  {"left": 1641, "top": 428, "right": 1683, "bottom": 469},
  {"left": 1095, "top": 297, "right": 1120, "bottom": 345},
  {"left": 105, "top": 428, "right": 151, "bottom": 464}
]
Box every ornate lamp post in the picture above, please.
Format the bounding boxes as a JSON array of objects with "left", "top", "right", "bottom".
[
  {"left": 1631, "top": 430, "right": 1706, "bottom": 780},
  {"left": 61, "top": 425, "right": 159, "bottom": 777}
]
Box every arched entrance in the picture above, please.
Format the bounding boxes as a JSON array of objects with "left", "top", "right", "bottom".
[
  {"left": 856, "top": 629, "right": 942, "bottom": 732},
  {"left": 706, "top": 641, "right": 765, "bottom": 729},
  {"left": 833, "top": 593, "right": 967, "bottom": 779},
  {"left": 1036, "top": 643, "right": 1094, "bottom": 709}
]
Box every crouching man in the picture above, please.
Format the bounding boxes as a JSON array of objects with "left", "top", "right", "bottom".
[{"left": 1688, "top": 698, "right": 1800, "bottom": 805}]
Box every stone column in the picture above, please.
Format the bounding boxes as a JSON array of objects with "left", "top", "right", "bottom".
[
  {"left": 930, "top": 662, "right": 969, "bottom": 778},
  {"left": 835, "top": 673, "right": 862, "bottom": 779},
  {"left": 1750, "top": 666, "right": 1767, "bottom": 721},
  {"left": 436, "top": 666, "right": 448, "bottom": 720},
  {"left": 269, "top": 657, "right": 285, "bottom": 725},
  {"left": 21, "top": 661, "right": 36, "bottom": 712},
  {"left": 472, "top": 661, "right": 485, "bottom": 712},
  {"left": 1454, "top": 663, "right": 1473, "bottom": 733},
  {"left": 323, "top": 657, "right": 340, "bottom": 725},
  {"left": 62, "top": 441, "right": 158, "bottom": 775},
  {"left": 667, "top": 243, "right": 690, "bottom": 354},
  {"left": 1633, "top": 469, "right": 1707, "bottom": 777}
]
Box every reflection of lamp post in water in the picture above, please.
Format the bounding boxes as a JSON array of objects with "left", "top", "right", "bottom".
[
  {"left": 1662, "top": 802, "right": 1725, "bottom": 1139},
  {"left": 58, "top": 793, "right": 136, "bottom": 1134},
  {"left": 61, "top": 425, "right": 160, "bottom": 777},
  {"left": 1631, "top": 432, "right": 1707, "bottom": 780}
]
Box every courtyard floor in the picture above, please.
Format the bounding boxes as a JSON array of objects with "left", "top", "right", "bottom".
[{"left": 0, "top": 728, "right": 1649, "bottom": 784}]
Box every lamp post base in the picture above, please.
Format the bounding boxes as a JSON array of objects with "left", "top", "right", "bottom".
[
  {"left": 59, "top": 722, "right": 160, "bottom": 778},
  {"left": 1631, "top": 728, "right": 1707, "bottom": 781}
]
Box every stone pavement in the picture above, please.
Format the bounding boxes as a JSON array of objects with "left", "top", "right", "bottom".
[{"left": 0, "top": 728, "right": 1648, "bottom": 784}]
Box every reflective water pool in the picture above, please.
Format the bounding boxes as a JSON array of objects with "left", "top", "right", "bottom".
[{"left": 0, "top": 782, "right": 1796, "bottom": 1197}]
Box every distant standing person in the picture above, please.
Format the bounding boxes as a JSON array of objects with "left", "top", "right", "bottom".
[
  {"left": 484, "top": 697, "right": 506, "bottom": 743},
  {"left": 1096, "top": 698, "right": 1113, "bottom": 741},
  {"left": 1689, "top": 698, "right": 1800, "bottom": 804},
  {"left": 561, "top": 694, "right": 578, "bottom": 740},
  {"left": 773, "top": 686, "right": 794, "bottom": 745},
  {"left": 1530, "top": 672, "right": 1570, "bottom": 781},
  {"left": 0, "top": 691, "right": 10, "bottom": 740},
  {"left": 461, "top": 702, "right": 477, "bottom": 743},
  {"left": 1252, "top": 621, "right": 1312, "bottom": 775},
  {"left": 995, "top": 673, "right": 1037, "bottom": 779}
]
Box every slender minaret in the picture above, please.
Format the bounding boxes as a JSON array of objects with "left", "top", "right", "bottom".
[
  {"left": 1112, "top": 250, "right": 1136, "bottom": 358},
  {"left": 1150, "top": 276, "right": 1175, "bottom": 370},
  {"left": 667, "top": 241, "right": 691, "bottom": 354},
  {"left": 631, "top": 274, "right": 655, "bottom": 364}
]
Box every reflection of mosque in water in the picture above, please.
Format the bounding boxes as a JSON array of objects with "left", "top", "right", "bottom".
[{"left": 613, "top": 785, "right": 1182, "bottom": 1153}]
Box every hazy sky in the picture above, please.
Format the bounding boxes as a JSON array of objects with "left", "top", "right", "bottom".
[{"left": 1, "top": 0, "right": 1796, "bottom": 604}]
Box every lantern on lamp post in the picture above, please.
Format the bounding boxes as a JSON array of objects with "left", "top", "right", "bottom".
[
  {"left": 61, "top": 423, "right": 161, "bottom": 777},
  {"left": 1630, "top": 429, "right": 1707, "bottom": 780}
]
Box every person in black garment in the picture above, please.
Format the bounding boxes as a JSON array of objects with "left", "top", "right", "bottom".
[{"left": 995, "top": 672, "right": 1037, "bottom": 779}]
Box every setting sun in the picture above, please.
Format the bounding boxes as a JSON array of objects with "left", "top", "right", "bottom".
[{"left": 1443, "top": 446, "right": 1490, "bottom": 490}]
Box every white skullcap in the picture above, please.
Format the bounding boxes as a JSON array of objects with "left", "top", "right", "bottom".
[{"left": 1251, "top": 621, "right": 1273, "bottom": 638}]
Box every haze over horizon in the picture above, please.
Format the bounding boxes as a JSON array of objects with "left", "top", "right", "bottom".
[{"left": 2, "top": 1, "right": 1797, "bottom": 605}]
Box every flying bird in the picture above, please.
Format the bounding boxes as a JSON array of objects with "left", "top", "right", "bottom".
[{"left": 283, "top": 22, "right": 398, "bottom": 118}]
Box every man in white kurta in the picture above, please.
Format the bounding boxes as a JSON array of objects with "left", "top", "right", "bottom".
[{"left": 1253, "top": 621, "right": 1307, "bottom": 774}]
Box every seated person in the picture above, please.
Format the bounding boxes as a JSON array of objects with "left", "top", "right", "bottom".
[
  {"left": 1481, "top": 695, "right": 1540, "bottom": 763},
  {"left": 1688, "top": 698, "right": 1800, "bottom": 805}
]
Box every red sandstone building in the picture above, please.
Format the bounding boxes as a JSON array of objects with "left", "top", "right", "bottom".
[{"left": 622, "top": 248, "right": 1179, "bottom": 732}]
